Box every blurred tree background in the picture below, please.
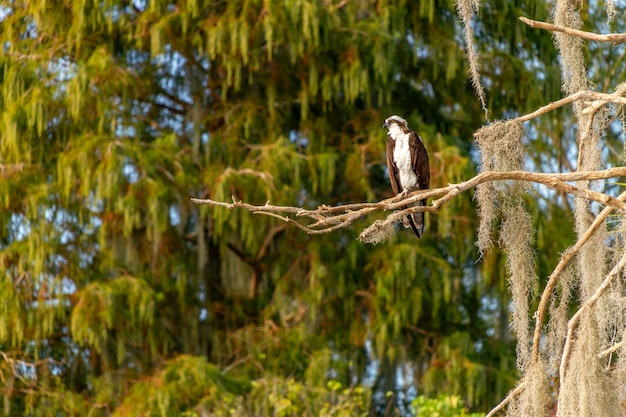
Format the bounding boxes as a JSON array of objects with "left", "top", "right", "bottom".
[{"left": 0, "top": 0, "right": 621, "bottom": 416}]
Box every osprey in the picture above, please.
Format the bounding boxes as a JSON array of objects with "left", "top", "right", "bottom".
[{"left": 383, "top": 115, "right": 430, "bottom": 238}]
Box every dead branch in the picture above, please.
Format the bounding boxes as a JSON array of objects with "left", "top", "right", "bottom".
[
  {"left": 503, "top": 90, "right": 626, "bottom": 125},
  {"left": 480, "top": 18, "right": 626, "bottom": 417},
  {"left": 485, "top": 382, "right": 526, "bottom": 417},
  {"left": 192, "top": 168, "right": 626, "bottom": 237},
  {"left": 530, "top": 189, "right": 626, "bottom": 364},
  {"left": 599, "top": 340, "right": 625, "bottom": 358},
  {"left": 520, "top": 16, "right": 626, "bottom": 45},
  {"left": 560, "top": 252, "right": 626, "bottom": 381}
]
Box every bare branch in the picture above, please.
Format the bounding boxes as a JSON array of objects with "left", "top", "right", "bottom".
[
  {"left": 560, "top": 252, "right": 626, "bottom": 381},
  {"left": 520, "top": 16, "right": 626, "bottom": 45},
  {"left": 485, "top": 382, "right": 526, "bottom": 417},
  {"left": 192, "top": 168, "right": 626, "bottom": 238},
  {"left": 499, "top": 90, "right": 626, "bottom": 125},
  {"left": 250, "top": 210, "right": 320, "bottom": 234},
  {"left": 599, "top": 340, "right": 625, "bottom": 358},
  {"left": 531, "top": 189, "right": 626, "bottom": 363}
]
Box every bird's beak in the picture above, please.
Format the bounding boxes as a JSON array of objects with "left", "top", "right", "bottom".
[{"left": 382, "top": 121, "right": 388, "bottom": 129}]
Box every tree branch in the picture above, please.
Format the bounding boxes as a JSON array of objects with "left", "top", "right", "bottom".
[
  {"left": 503, "top": 90, "right": 626, "bottom": 124},
  {"left": 191, "top": 168, "right": 626, "bottom": 238},
  {"left": 599, "top": 340, "right": 625, "bottom": 358},
  {"left": 560, "top": 252, "right": 626, "bottom": 382},
  {"left": 530, "top": 189, "right": 626, "bottom": 364},
  {"left": 485, "top": 382, "right": 526, "bottom": 417},
  {"left": 520, "top": 16, "right": 626, "bottom": 45}
]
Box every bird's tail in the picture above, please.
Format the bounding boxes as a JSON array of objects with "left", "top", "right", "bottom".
[{"left": 405, "top": 199, "right": 425, "bottom": 238}]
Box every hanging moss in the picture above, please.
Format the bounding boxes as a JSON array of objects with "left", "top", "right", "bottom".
[{"left": 0, "top": 0, "right": 572, "bottom": 415}]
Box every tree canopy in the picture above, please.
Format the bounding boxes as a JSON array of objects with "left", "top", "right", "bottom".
[{"left": 1, "top": 0, "right": 624, "bottom": 416}]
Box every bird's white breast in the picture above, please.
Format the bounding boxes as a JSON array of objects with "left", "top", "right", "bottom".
[{"left": 389, "top": 127, "right": 419, "bottom": 191}]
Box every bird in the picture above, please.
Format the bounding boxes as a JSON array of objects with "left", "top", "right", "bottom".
[{"left": 383, "top": 115, "right": 430, "bottom": 238}]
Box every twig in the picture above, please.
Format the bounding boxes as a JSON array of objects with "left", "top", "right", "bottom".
[
  {"left": 0, "top": 163, "right": 26, "bottom": 178},
  {"left": 520, "top": 16, "right": 626, "bottom": 45},
  {"left": 559, "top": 252, "right": 626, "bottom": 382},
  {"left": 599, "top": 340, "right": 625, "bottom": 358},
  {"left": 222, "top": 355, "right": 264, "bottom": 374},
  {"left": 530, "top": 189, "right": 626, "bottom": 363},
  {"left": 251, "top": 211, "right": 320, "bottom": 234},
  {"left": 485, "top": 382, "right": 526, "bottom": 417}
]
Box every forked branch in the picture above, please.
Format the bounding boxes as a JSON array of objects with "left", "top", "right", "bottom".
[
  {"left": 560, "top": 252, "right": 626, "bottom": 382},
  {"left": 192, "top": 168, "right": 626, "bottom": 239},
  {"left": 531, "top": 189, "right": 626, "bottom": 364},
  {"left": 481, "top": 17, "right": 626, "bottom": 417},
  {"left": 508, "top": 90, "right": 626, "bottom": 123}
]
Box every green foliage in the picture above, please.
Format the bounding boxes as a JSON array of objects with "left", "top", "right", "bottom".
[
  {"left": 412, "top": 395, "right": 485, "bottom": 417},
  {"left": 113, "top": 355, "right": 249, "bottom": 417},
  {"left": 244, "top": 377, "right": 369, "bottom": 417},
  {"left": 70, "top": 275, "right": 155, "bottom": 361},
  {"left": 109, "top": 355, "right": 368, "bottom": 417}
]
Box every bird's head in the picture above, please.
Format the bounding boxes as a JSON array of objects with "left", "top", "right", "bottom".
[{"left": 382, "top": 115, "right": 409, "bottom": 131}]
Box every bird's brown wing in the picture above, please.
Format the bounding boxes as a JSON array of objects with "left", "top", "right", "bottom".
[
  {"left": 386, "top": 135, "right": 401, "bottom": 195},
  {"left": 387, "top": 131, "right": 428, "bottom": 238},
  {"left": 408, "top": 131, "right": 429, "bottom": 238},
  {"left": 409, "top": 131, "right": 430, "bottom": 191}
]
